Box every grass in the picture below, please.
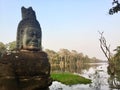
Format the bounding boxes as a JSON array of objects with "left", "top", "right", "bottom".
[{"left": 51, "top": 72, "right": 91, "bottom": 85}]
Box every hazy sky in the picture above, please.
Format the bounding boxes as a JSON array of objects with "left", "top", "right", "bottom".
[{"left": 0, "top": 0, "right": 120, "bottom": 60}]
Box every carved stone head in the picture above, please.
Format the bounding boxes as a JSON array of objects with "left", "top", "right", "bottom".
[{"left": 16, "top": 7, "right": 42, "bottom": 51}]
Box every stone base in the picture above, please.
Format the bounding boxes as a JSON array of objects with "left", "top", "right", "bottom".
[
  {"left": 0, "top": 51, "right": 52, "bottom": 90},
  {"left": 0, "top": 77, "right": 51, "bottom": 90}
]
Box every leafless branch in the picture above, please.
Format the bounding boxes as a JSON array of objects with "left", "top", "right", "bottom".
[{"left": 98, "top": 31, "right": 112, "bottom": 62}]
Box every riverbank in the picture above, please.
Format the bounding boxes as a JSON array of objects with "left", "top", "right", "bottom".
[{"left": 51, "top": 72, "right": 91, "bottom": 85}]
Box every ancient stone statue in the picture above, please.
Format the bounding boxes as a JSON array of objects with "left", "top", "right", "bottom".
[
  {"left": 17, "top": 7, "right": 42, "bottom": 51},
  {"left": 0, "top": 7, "right": 52, "bottom": 90}
]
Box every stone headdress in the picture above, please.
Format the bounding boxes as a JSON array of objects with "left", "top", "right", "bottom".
[{"left": 16, "top": 7, "right": 42, "bottom": 50}]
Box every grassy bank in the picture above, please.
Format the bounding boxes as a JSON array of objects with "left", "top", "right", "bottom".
[{"left": 51, "top": 72, "right": 91, "bottom": 85}]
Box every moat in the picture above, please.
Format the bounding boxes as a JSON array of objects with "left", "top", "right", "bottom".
[{"left": 50, "top": 62, "right": 119, "bottom": 90}]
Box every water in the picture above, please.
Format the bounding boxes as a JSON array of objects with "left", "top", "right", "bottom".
[{"left": 49, "top": 63, "right": 120, "bottom": 90}]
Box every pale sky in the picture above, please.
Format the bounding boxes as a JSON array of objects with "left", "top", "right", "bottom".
[{"left": 0, "top": 0, "right": 120, "bottom": 60}]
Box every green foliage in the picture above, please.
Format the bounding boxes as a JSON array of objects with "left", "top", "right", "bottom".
[
  {"left": 6, "top": 41, "right": 16, "bottom": 51},
  {"left": 0, "top": 42, "right": 6, "bottom": 57},
  {"left": 51, "top": 72, "right": 91, "bottom": 85},
  {"left": 0, "top": 41, "right": 16, "bottom": 57},
  {"left": 45, "top": 49, "right": 59, "bottom": 64},
  {"left": 0, "top": 42, "right": 6, "bottom": 51},
  {"left": 112, "top": 46, "right": 120, "bottom": 64},
  {"left": 109, "top": 0, "right": 120, "bottom": 15},
  {"left": 45, "top": 48, "right": 102, "bottom": 66},
  {"left": 107, "top": 46, "right": 120, "bottom": 77}
]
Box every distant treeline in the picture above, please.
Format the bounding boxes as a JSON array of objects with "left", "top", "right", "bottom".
[{"left": 45, "top": 49, "right": 103, "bottom": 66}]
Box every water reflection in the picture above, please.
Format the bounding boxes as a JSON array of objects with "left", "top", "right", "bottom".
[
  {"left": 50, "top": 63, "right": 112, "bottom": 90},
  {"left": 51, "top": 63, "right": 100, "bottom": 74}
]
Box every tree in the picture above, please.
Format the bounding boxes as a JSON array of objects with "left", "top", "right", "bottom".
[
  {"left": 45, "top": 49, "right": 59, "bottom": 64},
  {"left": 98, "top": 31, "right": 120, "bottom": 75},
  {"left": 71, "top": 50, "right": 79, "bottom": 64},
  {"left": 6, "top": 41, "right": 16, "bottom": 51},
  {"left": 58, "top": 49, "right": 71, "bottom": 67},
  {"left": 113, "top": 46, "right": 120, "bottom": 63},
  {"left": 109, "top": 0, "right": 120, "bottom": 15},
  {"left": 0, "top": 42, "right": 6, "bottom": 57},
  {"left": 99, "top": 31, "right": 113, "bottom": 62}
]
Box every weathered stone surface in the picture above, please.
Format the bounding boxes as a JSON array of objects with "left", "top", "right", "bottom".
[
  {"left": 21, "top": 7, "right": 36, "bottom": 20},
  {"left": 16, "top": 7, "right": 42, "bottom": 51},
  {"left": 0, "top": 51, "right": 52, "bottom": 90},
  {"left": 0, "top": 6, "right": 52, "bottom": 90}
]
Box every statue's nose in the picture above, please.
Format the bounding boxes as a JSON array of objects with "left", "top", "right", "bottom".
[
  {"left": 32, "top": 32, "right": 37, "bottom": 38},
  {"left": 32, "top": 35, "right": 38, "bottom": 42}
]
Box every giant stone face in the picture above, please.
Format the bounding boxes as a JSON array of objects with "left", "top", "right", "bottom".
[
  {"left": 22, "top": 26, "right": 41, "bottom": 51},
  {"left": 16, "top": 7, "right": 42, "bottom": 51}
]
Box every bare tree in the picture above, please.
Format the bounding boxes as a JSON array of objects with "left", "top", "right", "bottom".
[
  {"left": 99, "top": 31, "right": 116, "bottom": 75},
  {"left": 98, "top": 31, "right": 113, "bottom": 62}
]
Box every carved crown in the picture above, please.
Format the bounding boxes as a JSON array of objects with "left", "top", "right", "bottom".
[{"left": 21, "top": 7, "right": 36, "bottom": 20}]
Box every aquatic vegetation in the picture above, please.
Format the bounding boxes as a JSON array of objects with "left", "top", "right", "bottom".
[{"left": 51, "top": 72, "right": 91, "bottom": 85}]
